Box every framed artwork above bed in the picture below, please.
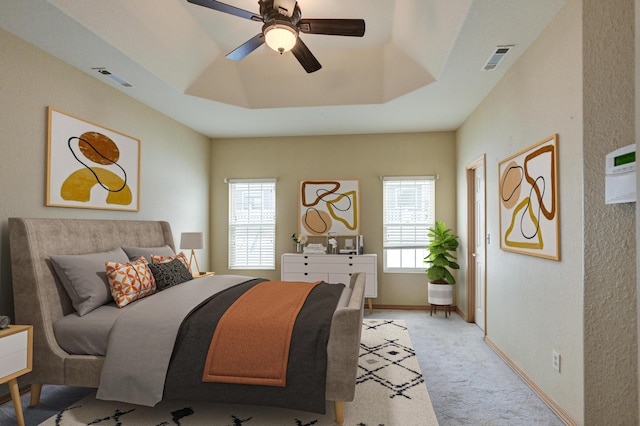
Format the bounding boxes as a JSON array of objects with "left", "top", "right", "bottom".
[
  {"left": 298, "top": 179, "right": 360, "bottom": 236},
  {"left": 46, "top": 107, "right": 140, "bottom": 212}
]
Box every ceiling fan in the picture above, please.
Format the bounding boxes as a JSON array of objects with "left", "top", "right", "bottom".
[{"left": 187, "top": 0, "right": 366, "bottom": 73}]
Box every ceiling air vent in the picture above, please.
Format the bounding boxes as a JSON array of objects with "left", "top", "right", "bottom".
[
  {"left": 482, "top": 45, "right": 514, "bottom": 71},
  {"left": 92, "top": 67, "right": 134, "bottom": 88}
]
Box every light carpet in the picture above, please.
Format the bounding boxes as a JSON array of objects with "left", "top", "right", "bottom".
[{"left": 40, "top": 319, "right": 437, "bottom": 425}]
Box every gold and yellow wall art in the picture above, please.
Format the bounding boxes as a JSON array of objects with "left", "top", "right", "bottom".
[
  {"left": 298, "top": 180, "right": 360, "bottom": 236},
  {"left": 498, "top": 134, "right": 559, "bottom": 260},
  {"left": 46, "top": 107, "right": 140, "bottom": 211},
  {"left": 498, "top": 134, "right": 560, "bottom": 260}
]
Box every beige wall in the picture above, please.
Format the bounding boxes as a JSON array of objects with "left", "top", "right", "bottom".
[
  {"left": 0, "top": 28, "right": 212, "bottom": 320},
  {"left": 583, "top": 0, "right": 637, "bottom": 424},
  {"left": 636, "top": 0, "right": 640, "bottom": 419},
  {"left": 210, "top": 132, "right": 457, "bottom": 306},
  {"left": 456, "top": 0, "right": 584, "bottom": 423}
]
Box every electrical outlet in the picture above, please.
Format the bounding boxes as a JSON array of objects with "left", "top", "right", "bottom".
[{"left": 552, "top": 350, "right": 561, "bottom": 372}]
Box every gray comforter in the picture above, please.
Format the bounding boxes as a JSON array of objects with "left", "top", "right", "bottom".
[
  {"left": 96, "top": 275, "right": 345, "bottom": 414},
  {"left": 96, "top": 275, "right": 257, "bottom": 406},
  {"left": 164, "top": 278, "right": 345, "bottom": 414}
]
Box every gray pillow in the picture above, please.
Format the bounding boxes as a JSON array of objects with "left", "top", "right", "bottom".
[
  {"left": 148, "top": 258, "right": 193, "bottom": 291},
  {"left": 50, "top": 247, "right": 130, "bottom": 316},
  {"left": 121, "top": 245, "right": 175, "bottom": 261}
]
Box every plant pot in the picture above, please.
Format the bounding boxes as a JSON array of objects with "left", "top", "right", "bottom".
[{"left": 428, "top": 282, "right": 454, "bottom": 306}]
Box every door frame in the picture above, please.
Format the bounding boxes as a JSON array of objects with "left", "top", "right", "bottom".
[{"left": 465, "top": 154, "right": 487, "bottom": 335}]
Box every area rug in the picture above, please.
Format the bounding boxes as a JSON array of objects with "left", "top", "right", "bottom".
[{"left": 40, "top": 319, "right": 438, "bottom": 425}]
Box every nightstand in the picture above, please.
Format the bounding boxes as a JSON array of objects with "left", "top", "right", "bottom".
[
  {"left": 192, "top": 271, "right": 216, "bottom": 279},
  {"left": 0, "top": 325, "right": 33, "bottom": 426}
]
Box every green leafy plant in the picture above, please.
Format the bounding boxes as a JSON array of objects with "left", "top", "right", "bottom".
[{"left": 424, "top": 221, "right": 460, "bottom": 284}]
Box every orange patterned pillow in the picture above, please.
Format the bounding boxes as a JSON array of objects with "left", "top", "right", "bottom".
[
  {"left": 105, "top": 257, "right": 156, "bottom": 308},
  {"left": 151, "top": 251, "right": 189, "bottom": 268}
]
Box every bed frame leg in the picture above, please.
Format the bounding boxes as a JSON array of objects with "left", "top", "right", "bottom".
[
  {"left": 334, "top": 400, "right": 345, "bottom": 424},
  {"left": 29, "top": 384, "right": 43, "bottom": 406}
]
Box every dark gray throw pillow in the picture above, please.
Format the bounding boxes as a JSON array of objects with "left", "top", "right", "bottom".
[{"left": 148, "top": 258, "right": 193, "bottom": 291}]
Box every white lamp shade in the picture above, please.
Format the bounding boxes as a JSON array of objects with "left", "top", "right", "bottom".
[
  {"left": 180, "top": 232, "right": 205, "bottom": 250},
  {"left": 265, "top": 24, "right": 297, "bottom": 53}
]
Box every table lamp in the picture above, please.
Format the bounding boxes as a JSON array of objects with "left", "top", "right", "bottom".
[{"left": 180, "top": 232, "right": 205, "bottom": 275}]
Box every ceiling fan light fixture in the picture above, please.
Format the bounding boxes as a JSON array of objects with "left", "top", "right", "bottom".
[{"left": 264, "top": 23, "right": 297, "bottom": 54}]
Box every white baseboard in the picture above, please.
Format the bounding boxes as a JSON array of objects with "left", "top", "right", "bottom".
[{"left": 484, "top": 337, "right": 577, "bottom": 426}]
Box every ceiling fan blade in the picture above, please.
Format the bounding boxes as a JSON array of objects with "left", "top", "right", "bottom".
[
  {"left": 298, "top": 19, "right": 365, "bottom": 37},
  {"left": 187, "top": 0, "right": 262, "bottom": 22},
  {"left": 291, "top": 38, "right": 322, "bottom": 73},
  {"left": 226, "top": 33, "right": 266, "bottom": 60}
]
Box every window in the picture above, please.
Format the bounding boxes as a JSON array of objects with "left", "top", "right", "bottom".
[
  {"left": 228, "top": 179, "right": 276, "bottom": 270},
  {"left": 382, "top": 176, "right": 435, "bottom": 272}
]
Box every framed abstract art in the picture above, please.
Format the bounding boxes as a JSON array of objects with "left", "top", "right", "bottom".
[
  {"left": 498, "top": 134, "right": 559, "bottom": 260},
  {"left": 46, "top": 107, "right": 140, "bottom": 211},
  {"left": 298, "top": 179, "right": 360, "bottom": 236}
]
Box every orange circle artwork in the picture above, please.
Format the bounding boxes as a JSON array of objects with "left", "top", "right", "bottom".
[
  {"left": 301, "top": 210, "right": 333, "bottom": 236},
  {"left": 78, "top": 132, "right": 120, "bottom": 165},
  {"left": 500, "top": 160, "right": 522, "bottom": 210}
]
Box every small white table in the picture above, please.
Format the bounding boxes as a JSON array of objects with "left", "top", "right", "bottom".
[{"left": 0, "top": 325, "right": 33, "bottom": 426}]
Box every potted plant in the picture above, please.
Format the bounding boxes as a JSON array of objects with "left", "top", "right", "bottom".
[{"left": 424, "top": 221, "right": 460, "bottom": 312}]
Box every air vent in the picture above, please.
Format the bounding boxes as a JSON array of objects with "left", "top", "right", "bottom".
[
  {"left": 482, "top": 45, "right": 514, "bottom": 71},
  {"left": 91, "top": 67, "right": 134, "bottom": 88}
]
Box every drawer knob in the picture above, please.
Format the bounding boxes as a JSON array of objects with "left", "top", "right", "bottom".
[
  {"left": 305, "top": 263, "right": 308, "bottom": 265},
  {"left": 349, "top": 263, "right": 353, "bottom": 266}
]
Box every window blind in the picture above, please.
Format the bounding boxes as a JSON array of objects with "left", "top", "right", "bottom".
[
  {"left": 382, "top": 176, "right": 435, "bottom": 272},
  {"left": 228, "top": 179, "right": 276, "bottom": 270}
]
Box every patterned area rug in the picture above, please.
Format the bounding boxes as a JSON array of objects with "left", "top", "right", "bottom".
[{"left": 40, "top": 319, "right": 438, "bottom": 425}]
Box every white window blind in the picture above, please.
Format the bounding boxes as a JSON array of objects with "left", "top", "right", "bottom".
[
  {"left": 228, "top": 179, "right": 276, "bottom": 270},
  {"left": 382, "top": 176, "right": 435, "bottom": 272}
]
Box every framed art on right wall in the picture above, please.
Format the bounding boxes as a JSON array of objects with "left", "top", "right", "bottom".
[{"left": 498, "top": 134, "right": 559, "bottom": 260}]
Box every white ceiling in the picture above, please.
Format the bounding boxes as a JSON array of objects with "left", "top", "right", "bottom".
[{"left": 0, "top": 0, "right": 567, "bottom": 138}]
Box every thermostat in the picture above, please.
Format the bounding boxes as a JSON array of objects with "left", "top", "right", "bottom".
[{"left": 605, "top": 143, "right": 636, "bottom": 204}]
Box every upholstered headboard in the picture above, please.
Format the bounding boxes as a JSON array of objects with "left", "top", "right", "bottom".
[{"left": 8, "top": 218, "right": 174, "bottom": 385}]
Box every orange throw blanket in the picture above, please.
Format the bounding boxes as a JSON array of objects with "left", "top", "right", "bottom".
[{"left": 202, "top": 280, "right": 321, "bottom": 387}]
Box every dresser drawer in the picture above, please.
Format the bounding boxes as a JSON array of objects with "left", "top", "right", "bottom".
[
  {"left": 0, "top": 330, "right": 28, "bottom": 380},
  {"left": 283, "top": 263, "right": 321, "bottom": 273},
  {"left": 281, "top": 254, "right": 309, "bottom": 264},
  {"left": 282, "top": 272, "right": 329, "bottom": 282},
  {"left": 282, "top": 253, "right": 378, "bottom": 299},
  {"left": 328, "top": 262, "right": 375, "bottom": 273},
  {"left": 283, "top": 261, "right": 374, "bottom": 274},
  {"left": 302, "top": 255, "right": 374, "bottom": 265}
]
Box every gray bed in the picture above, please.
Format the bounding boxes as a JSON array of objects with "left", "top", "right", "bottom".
[{"left": 8, "top": 217, "right": 365, "bottom": 423}]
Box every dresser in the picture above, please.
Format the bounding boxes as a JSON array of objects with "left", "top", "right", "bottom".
[
  {"left": 0, "top": 325, "right": 33, "bottom": 426},
  {"left": 281, "top": 253, "right": 377, "bottom": 311}
]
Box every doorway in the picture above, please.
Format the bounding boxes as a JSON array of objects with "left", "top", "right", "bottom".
[{"left": 466, "top": 155, "right": 486, "bottom": 334}]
